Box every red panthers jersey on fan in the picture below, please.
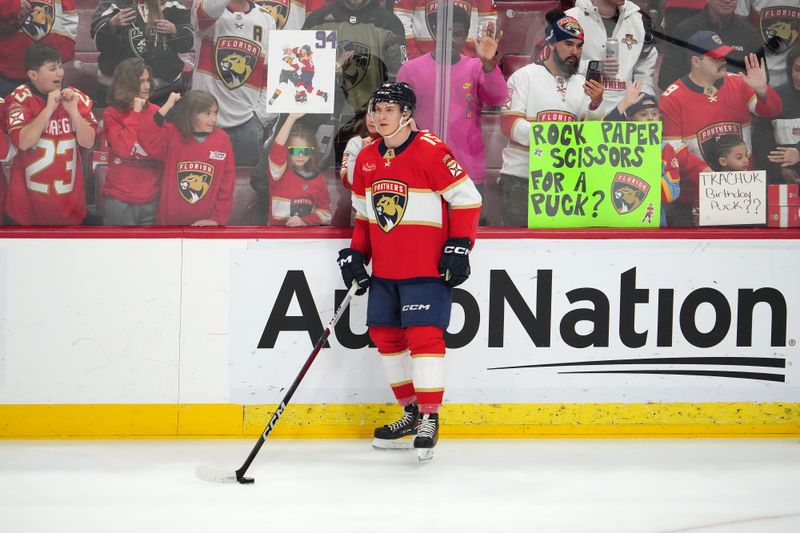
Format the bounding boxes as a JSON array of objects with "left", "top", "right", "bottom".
[
  {"left": 0, "top": 0, "right": 77, "bottom": 80},
  {"left": 5, "top": 84, "right": 96, "bottom": 225},
  {"left": 350, "top": 130, "right": 482, "bottom": 280},
  {"left": 139, "top": 113, "right": 235, "bottom": 226}
]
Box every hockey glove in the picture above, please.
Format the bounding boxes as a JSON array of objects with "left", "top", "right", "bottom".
[
  {"left": 438, "top": 238, "right": 472, "bottom": 288},
  {"left": 337, "top": 248, "right": 371, "bottom": 295}
]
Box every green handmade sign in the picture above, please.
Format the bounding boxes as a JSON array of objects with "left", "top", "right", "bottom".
[{"left": 528, "top": 121, "right": 662, "bottom": 228}]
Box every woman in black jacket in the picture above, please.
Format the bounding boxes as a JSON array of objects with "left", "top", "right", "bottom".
[{"left": 91, "top": 0, "right": 193, "bottom": 105}]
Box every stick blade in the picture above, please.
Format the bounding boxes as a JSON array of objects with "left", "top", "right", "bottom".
[{"left": 195, "top": 465, "right": 240, "bottom": 484}]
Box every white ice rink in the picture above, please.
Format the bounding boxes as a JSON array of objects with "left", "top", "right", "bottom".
[{"left": 2, "top": 438, "right": 800, "bottom": 533}]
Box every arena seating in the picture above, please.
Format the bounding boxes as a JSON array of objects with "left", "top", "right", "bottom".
[{"left": 496, "top": 0, "right": 558, "bottom": 58}]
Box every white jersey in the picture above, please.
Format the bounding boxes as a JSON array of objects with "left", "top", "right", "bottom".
[
  {"left": 567, "top": 0, "right": 658, "bottom": 116},
  {"left": 736, "top": 0, "right": 800, "bottom": 87},
  {"left": 192, "top": 0, "right": 276, "bottom": 128},
  {"left": 500, "top": 62, "right": 602, "bottom": 179}
]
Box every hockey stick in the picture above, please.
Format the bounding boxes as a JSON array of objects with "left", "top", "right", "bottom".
[{"left": 196, "top": 281, "right": 360, "bottom": 484}]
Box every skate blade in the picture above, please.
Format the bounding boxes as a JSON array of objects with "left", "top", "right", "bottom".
[
  {"left": 417, "top": 448, "right": 434, "bottom": 461},
  {"left": 372, "top": 437, "right": 414, "bottom": 450}
]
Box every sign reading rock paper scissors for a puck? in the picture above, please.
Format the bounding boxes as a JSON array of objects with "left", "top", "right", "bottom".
[{"left": 528, "top": 121, "right": 662, "bottom": 228}]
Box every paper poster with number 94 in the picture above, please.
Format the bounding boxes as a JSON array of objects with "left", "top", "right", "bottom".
[{"left": 266, "top": 30, "right": 337, "bottom": 114}]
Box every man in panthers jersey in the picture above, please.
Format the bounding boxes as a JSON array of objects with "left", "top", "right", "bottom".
[
  {"left": 336, "top": 82, "right": 481, "bottom": 460},
  {"left": 4, "top": 44, "right": 97, "bottom": 225}
]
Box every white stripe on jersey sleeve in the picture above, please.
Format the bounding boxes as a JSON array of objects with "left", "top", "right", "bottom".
[{"left": 441, "top": 176, "right": 482, "bottom": 210}]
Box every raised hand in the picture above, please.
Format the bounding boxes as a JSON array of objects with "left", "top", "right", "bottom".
[
  {"left": 133, "top": 97, "right": 147, "bottom": 112},
  {"left": 617, "top": 80, "right": 643, "bottom": 115},
  {"left": 476, "top": 21, "right": 502, "bottom": 70},
  {"left": 740, "top": 53, "right": 768, "bottom": 97},
  {"left": 60, "top": 88, "right": 79, "bottom": 115},
  {"left": 583, "top": 79, "right": 604, "bottom": 105}
]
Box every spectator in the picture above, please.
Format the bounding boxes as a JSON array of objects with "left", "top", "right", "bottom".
[
  {"left": 102, "top": 58, "right": 162, "bottom": 225},
  {"left": 661, "top": 32, "right": 782, "bottom": 165},
  {"left": 661, "top": 0, "right": 705, "bottom": 34},
  {"left": 713, "top": 134, "right": 750, "bottom": 171},
  {"left": 302, "top": 0, "right": 406, "bottom": 137},
  {"left": 0, "top": 94, "right": 14, "bottom": 219},
  {"left": 658, "top": 0, "right": 765, "bottom": 91},
  {"left": 139, "top": 90, "right": 235, "bottom": 226},
  {"left": 566, "top": 0, "right": 658, "bottom": 114},
  {"left": 736, "top": 0, "right": 800, "bottom": 88},
  {"left": 91, "top": 0, "right": 193, "bottom": 107},
  {"left": 660, "top": 31, "right": 782, "bottom": 224},
  {"left": 340, "top": 110, "right": 379, "bottom": 190},
  {"left": 268, "top": 112, "right": 331, "bottom": 226},
  {"left": 761, "top": 46, "right": 800, "bottom": 183},
  {"left": 4, "top": 44, "right": 97, "bottom": 225},
  {"left": 0, "top": 0, "right": 77, "bottom": 97},
  {"left": 498, "top": 10, "right": 604, "bottom": 227},
  {"left": 397, "top": 6, "right": 507, "bottom": 219},
  {"left": 393, "top": 0, "right": 496, "bottom": 59},
  {"left": 191, "top": 0, "right": 276, "bottom": 166}
]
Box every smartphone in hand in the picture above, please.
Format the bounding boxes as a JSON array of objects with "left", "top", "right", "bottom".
[{"left": 586, "top": 60, "right": 603, "bottom": 83}]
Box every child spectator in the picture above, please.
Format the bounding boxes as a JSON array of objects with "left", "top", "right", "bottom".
[
  {"left": 91, "top": 0, "right": 193, "bottom": 106},
  {"left": 606, "top": 81, "right": 710, "bottom": 226},
  {"left": 341, "top": 111, "right": 379, "bottom": 191},
  {"left": 4, "top": 44, "right": 97, "bottom": 225},
  {"left": 139, "top": 90, "right": 235, "bottom": 226},
  {"left": 713, "top": 135, "right": 750, "bottom": 172},
  {"left": 102, "top": 58, "right": 163, "bottom": 225},
  {"left": 268, "top": 112, "right": 331, "bottom": 226}
]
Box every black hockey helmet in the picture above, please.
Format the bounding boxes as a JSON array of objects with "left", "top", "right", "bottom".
[{"left": 369, "top": 82, "right": 416, "bottom": 116}]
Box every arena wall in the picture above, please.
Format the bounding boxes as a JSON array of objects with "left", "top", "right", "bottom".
[{"left": 1, "top": 228, "right": 798, "bottom": 438}]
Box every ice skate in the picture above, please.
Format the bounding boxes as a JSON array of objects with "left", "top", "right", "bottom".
[
  {"left": 414, "top": 413, "right": 438, "bottom": 461},
  {"left": 319, "top": 91, "right": 328, "bottom": 102},
  {"left": 295, "top": 92, "right": 307, "bottom": 103},
  {"left": 372, "top": 403, "right": 419, "bottom": 450}
]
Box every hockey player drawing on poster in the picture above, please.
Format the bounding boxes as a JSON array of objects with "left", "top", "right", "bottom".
[
  {"left": 266, "top": 30, "right": 336, "bottom": 114},
  {"left": 268, "top": 45, "right": 328, "bottom": 105},
  {"left": 336, "top": 82, "right": 482, "bottom": 461}
]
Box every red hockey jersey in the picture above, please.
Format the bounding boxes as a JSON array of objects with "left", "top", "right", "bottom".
[
  {"left": 139, "top": 114, "right": 235, "bottom": 225},
  {"left": 393, "top": 0, "right": 496, "bottom": 59},
  {"left": 102, "top": 103, "right": 163, "bottom": 205},
  {"left": 268, "top": 141, "right": 331, "bottom": 226},
  {"left": 350, "top": 130, "right": 482, "bottom": 280},
  {"left": 5, "top": 84, "right": 96, "bottom": 225},
  {"left": 0, "top": 96, "right": 9, "bottom": 219},
  {"left": 0, "top": 0, "right": 77, "bottom": 80},
  {"left": 660, "top": 74, "right": 782, "bottom": 167}
]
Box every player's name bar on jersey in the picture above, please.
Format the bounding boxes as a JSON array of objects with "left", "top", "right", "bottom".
[
  {"left": 178, "top": 161, "right": 215, "bottom": 173},
  {"left": 217, "top": 38, "right": 260, "bottom": 55}
]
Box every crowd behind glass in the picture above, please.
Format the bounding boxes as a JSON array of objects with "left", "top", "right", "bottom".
[{"left": 0, "top": 0, "right": 797, "bottom": 227}]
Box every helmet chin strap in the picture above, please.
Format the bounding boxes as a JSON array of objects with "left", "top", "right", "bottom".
[{"left": 369, "top": 108, "right": 413, "bottom": 140}]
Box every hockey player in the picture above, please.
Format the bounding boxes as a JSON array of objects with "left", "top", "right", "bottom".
[
  {"left": 4, "top": 44, "right": 97, "bottom": 225},
  {"left": 296, "top": 45, "right": 328, "bottom": 103},
  {"left": 336, "top": 82, "right": 482, "bottom": 460}
]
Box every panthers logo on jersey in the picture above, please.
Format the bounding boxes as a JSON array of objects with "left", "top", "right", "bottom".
[
  {"left": 760, "top": 6, "right": 800, "bottom": 54},
  {"left": 611, "top": 173, "right": 649, "bottom": 214},
  {"left": 339, "top": 40, "right": 371, "bottom": 91},
  {"left": 255, "top": 0, "right": 290, "bottom": 30},
  {"left": 372, "top": 179, "right": 408, "bottom": 233},
  {"left": 177, "top": 161, "right": 215, "bottom": 204},
  {"left": 215, "top": 37, "right": 262, "bottom": 89},
  {"left": 697, "top": 122, "right": 742, "bottom": 164},
  {"left": 21, "top": 0, "right": 55, "bottom": 41},
  {"left": 424, "top": 0, "right": 472, "bottom": 37}
]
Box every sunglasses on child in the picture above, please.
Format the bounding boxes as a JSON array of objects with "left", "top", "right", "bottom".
[{"left": 287, "top": 146, "right": 314, "bottom": 156}]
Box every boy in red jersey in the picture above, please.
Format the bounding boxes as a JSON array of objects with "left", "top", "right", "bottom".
[
  {"left": 4, "top": 44, "right": 97, "bottom": 225},
  {"left": 336, "top": 82, "right": 482, "bottom": 460}
]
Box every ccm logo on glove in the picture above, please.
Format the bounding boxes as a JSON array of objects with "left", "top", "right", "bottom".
[
  {"left": 337, "top": 248, "right": 371, "bottom": 295},
  {"left": 438, "top": 237, "right": 472, "bottom": 287}
]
